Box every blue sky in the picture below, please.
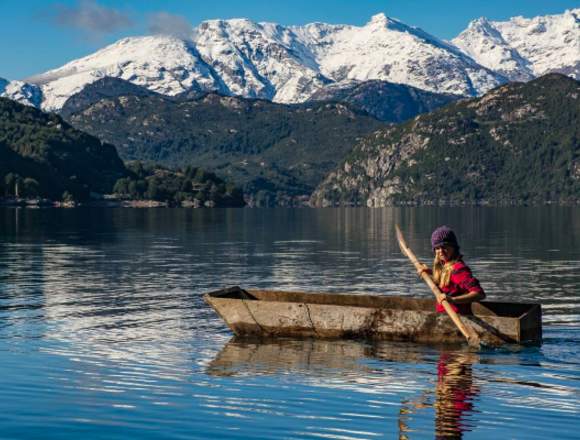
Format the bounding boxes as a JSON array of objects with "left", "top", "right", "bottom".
[{"left": 1, "top": 0, "right": 577, "bottom": 80}]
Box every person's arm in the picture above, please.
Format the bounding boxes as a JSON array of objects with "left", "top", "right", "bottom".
[
  {"left": 447, "top": 290, "right": 485, "bottom": 304},
  {"left": 447, "top": 264, "right": 485, "bottom": 304}
]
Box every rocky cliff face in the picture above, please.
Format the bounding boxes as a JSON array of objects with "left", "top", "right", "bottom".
[{"left": 310, "top": 74, "right": 580, "bottom": 207}]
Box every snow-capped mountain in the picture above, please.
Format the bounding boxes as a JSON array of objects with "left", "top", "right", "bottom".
[
  {"left": 1, "top": 13, "right": 506, "bottom": 111},
  {"left": 193, "top": 13, "right": 503, "bottom": 102},
  {"left": 0, "top": 78, "right": 43, "bottom": 107},
  {"left": 1, "top": 10, "right": 577, "bottom": 111},
  {"left": 453, "top": 8, "right": 580, "bottom": 81},
  {"left": 24, "top": 35, "right": 223, "bottom": 111},
  {"left": 194, "top": 18, "right": 330, "bottom": 102},
  {"left": 293, "top": 14, "right": 502, "bottom": 97}
]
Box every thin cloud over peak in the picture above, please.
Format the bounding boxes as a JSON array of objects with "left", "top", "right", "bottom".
[
  {"left": 50, "top": 0, "right": 133, "bottom": 39},
  {"left": 148, "top": 12, "right": 194, "bottom": 40}
]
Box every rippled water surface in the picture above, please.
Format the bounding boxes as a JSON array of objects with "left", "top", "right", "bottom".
[{"left": 0, "top": 207, "right": 578, "bottom": 439}]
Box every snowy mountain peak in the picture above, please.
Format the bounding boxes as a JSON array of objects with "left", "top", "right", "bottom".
[
  {"left": 26, "top": 34, "right": 221, "bottom": 111},
  {"left": 564, "top": 8, "right": 580, "bottom": 20},
  {"left": 466, "top": 17, "right": 495, "bottom": 32},
  {"left": 367, "top": 13, "right": 390, "bottom": 27},
  {"left": 453, "top": 9, "right": 580, "bottom": 80},
  {"left": 558, "top": 8, "right": 580, "bottom": 29},
  {"left": 364, "top": 12, "right": 421, "bottom": 35},
  {"left": 297, "top": 14, "right": 503, "bottom": 96}
]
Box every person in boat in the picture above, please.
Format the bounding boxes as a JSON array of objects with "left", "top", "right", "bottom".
[{"left": 419, "top": 226, "right": 485, "bottom": 315}]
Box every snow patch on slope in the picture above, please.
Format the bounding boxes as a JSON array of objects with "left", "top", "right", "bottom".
[
  {"left": 0, "top": 79, "right": 43, "bottom": 108},
  {"left": 193, "top": 18, "right": 329, "bottom": 102}
]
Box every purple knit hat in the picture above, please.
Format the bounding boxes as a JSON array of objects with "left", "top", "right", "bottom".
[{"left": 431, "top": 226, "right": 459, "bottom": 251}]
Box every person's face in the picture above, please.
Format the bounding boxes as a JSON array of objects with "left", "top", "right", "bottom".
[{"left": 435, "top": 244, "right": 456, "bottom": 263}]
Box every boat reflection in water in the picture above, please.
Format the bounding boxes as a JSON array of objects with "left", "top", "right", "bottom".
[{"left": 207, "top": 337, "right": 480, "bottom": 439}]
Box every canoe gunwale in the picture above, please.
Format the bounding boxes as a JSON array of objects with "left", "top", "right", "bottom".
[{"left": 205, "top": 286, "right": 539, "bottom": 318}]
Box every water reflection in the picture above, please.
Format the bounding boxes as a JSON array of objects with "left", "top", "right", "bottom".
[
  {"left": 1, "top": 207, "right": 579, "bottom": 321},
  {"left": 434, "top": 352, "right": 479, "bottom": 439},
  {"left": 208, "top": 338, "right": 482, "bottom": 438},
  {"left": 398, "top": 352, "right": 479, "bottom": 439},
  {"left": 207, "top": 338, "right": 373, "bottom": 377}
]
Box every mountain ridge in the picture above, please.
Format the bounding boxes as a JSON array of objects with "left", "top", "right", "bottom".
[
  {"left": 307, "top": 80, "right": 460, "bottom": 122},
  {"left": 1, "top": 12, "right": 514, "bottom": 111}
]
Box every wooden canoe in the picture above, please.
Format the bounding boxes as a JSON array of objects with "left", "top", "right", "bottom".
[{"left": 204, "top": 286, "right": 542, "bottom": 346}]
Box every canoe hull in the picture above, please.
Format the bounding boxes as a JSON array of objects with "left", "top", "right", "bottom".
[{"left": 204, "top": 287, "right": 542, "bottom": 346}]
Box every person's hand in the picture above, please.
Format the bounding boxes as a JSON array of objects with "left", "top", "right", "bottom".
[
  {"left": 437, "top": 294, "right": 454, "bottom": 305},
  {"left": 417, "top": 264, "right": 431, "bottom": 278}
]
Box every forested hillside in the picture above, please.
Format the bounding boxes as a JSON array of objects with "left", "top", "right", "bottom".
[
  {"left": 311, "top": 74, "right": 580, "bottom": 206},
  {"left": 65, "top": 93, "right": 384, "bottom": 205},
  {"left": 0, "top": 97, "right": 126, "bottom": 200}
]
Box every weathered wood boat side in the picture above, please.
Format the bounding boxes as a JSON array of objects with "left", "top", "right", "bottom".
[{"left": 204, "top": 286, "right": 542, "bottom": 346}]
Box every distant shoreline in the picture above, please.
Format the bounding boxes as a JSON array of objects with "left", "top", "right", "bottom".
[
  {"left": 2, "top": 198, "right": 579, "bottom": 209},
  {"left": 0, "top": 198, "right": 232, "bottom": 209}
]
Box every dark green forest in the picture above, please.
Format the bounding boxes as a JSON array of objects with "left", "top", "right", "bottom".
[
  {"left": 0, "top": 97, "right": 127, "bottom": 200},
  {"left": 65, "top": 92, "right": 385, "bottom": 205},
  {"left": 114, "top": 162, "right": 244, "bottom": 207},
  {"left": 0, "top": 98, "right": 244, "bottom": 207},
  {"left": 392, "top": 74, "right": 580, "bottom": 204}
]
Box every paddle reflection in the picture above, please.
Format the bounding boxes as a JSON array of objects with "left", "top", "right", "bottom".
[{"left": 208, "top": 338, "right": 480, "bottom": 438}]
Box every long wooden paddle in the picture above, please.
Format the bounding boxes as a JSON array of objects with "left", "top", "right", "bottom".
[{"left": 395, "top": 225, "right": 481, "bottom": 347}]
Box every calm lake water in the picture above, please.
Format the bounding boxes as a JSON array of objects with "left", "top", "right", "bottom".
[{"left": 0, "top": 207, "right": 578, "bottom": 439}]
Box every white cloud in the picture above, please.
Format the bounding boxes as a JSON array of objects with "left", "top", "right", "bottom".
[
  {"left": 148, "top": 12, "right": 194, "bottom": 40},
  {"left": 51, "top": 0, "right": 133, "bottom": 39}
]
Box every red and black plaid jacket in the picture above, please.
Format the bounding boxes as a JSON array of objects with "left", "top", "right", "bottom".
[{"left": 436, "top": 260, "right": 484, "bottom": 315}]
